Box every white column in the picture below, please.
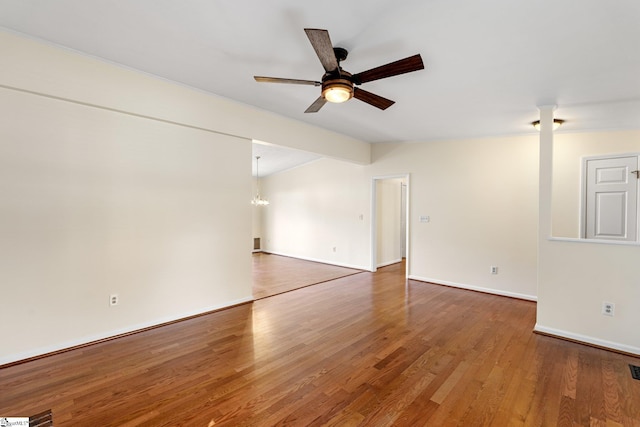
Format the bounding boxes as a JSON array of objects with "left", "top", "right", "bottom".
[
  {"left": 538, "top": 105, "right": 556, "bottom": 240},
  {"left": 537, "top": 104, "right": 555, "bottom": 321}
]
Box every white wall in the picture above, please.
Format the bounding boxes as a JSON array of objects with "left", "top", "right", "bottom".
[
  {"left": 376, "top": 178, "right": 403, "bottom": 267},
  {"left": 262, "top": 135, "right": 539, "bottom": 300},
  {"left": 0, "top": 30, "right": 369, "bottom": 365},
  {"left": 261, "top": 158, "right": 370, "bottom": 270}
]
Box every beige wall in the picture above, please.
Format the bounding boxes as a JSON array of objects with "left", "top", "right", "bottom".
[
  {"left": 3, "top": 29, "right": 639, "bottom": 362},
  {"left": 376, "top": 178, "right": 404, "bottom": 267},
  {"left": 537, "top": 241, "right": 640, "bottom": 353},
  {"left": 261, "top": 158, "right": 370, "bottom": 269},
  {"left": 539, "top": 128, "right": 640, "bottom": 354},
  {"left": 263, "top": 135, "right": 540, "bottom": 300},
  {"left": 0, "top": 30, "right": 369, "bottom": 365},
  {"left": 372, "top": 136, "right": 539, "bottom": 300},
  {"left": 552, "top": 130, "right": 640, "bottom": 238},
  {"left": 0, "top": 86, "right": 253, "bottom": 364},
  {"left": 251, "top": 180, "right": 263, "bottom": 249},
  {"left": 264, "top": 129, "right": 640, "bottom": 353},
  {"left": 0, "top": 32, "right": 370, "bottom": 165}
]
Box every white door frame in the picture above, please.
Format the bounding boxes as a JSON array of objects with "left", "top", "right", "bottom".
[{"left": 370, "top": 174, "right": 410, "bottom": 276}]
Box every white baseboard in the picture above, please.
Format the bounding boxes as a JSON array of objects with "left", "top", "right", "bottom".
[
  {"left": 408, "top": 275, "right": 537, "bottom": 302},
  {"left": 262, "top": 250, "right": 368, "bottom": 271},
  {"left": 534, "top": 324, "right": 640, "bottom": 356},
  {"left": 1, "top": 296, "right": 254, "bottom": 366}
]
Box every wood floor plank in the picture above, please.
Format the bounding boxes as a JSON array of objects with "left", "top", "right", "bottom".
[
  {"left": 2, "top": 260, "right": 640, "bottom": 426},
  {"left": 252, "top": 252, "right": 363, "bottom": 299}
]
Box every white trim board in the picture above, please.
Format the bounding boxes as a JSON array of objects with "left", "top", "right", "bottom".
[
  {"left": 548, "top": 236, "right": 640, "bottom": 246},
  {"left": 534, "top": 324, "right": 640, "bottom": 356},
  {"left": 408, "top": 275, "right": 537, "bottom": 302},
  {"left": 1, "top": 296, "right": 254, "bottom": 366}
]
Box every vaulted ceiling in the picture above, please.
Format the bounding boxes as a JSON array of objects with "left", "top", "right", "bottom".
[{"left": 2, "top": 0, "right": 640, "bottom": 173}]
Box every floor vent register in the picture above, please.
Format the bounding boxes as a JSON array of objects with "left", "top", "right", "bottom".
[{"left": 630, "top": 364, "right": 640, "bottom": 381}]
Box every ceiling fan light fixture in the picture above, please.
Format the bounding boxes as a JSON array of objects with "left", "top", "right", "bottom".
[
  {"left": 322, "top": 79, "right": 353, "bottom": 103},
  {"left": 531, "top": 119, "right": 564, "bottom": 131}
]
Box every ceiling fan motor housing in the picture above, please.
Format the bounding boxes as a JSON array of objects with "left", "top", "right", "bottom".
[{"left": 333, "top": 47, "right": 348, "bottom": 62}]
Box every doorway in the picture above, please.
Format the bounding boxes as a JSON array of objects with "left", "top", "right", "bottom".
[{"left": 371, "top": 174, "right": 409, "bottom": 275}]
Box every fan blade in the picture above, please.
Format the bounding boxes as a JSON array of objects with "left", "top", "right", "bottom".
[
  {"left": 353, "top": 87, "right": 395, "bottom": 110},
  {"left": 304, "top": 96, "right": 327, "bottom": 113},
  {"left": 304, "top": 28, "right": 339, "bottom": 73},
  {"left": 254, "top": 76, "right": 321, "bottom": 86},
  {"left": 352, "top": 54, "right": 424, "bottom": 84}
]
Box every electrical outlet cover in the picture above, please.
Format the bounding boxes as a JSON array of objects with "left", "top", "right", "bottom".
[{"left": 602, "top": 301, "right": 615, "bottom": 316}]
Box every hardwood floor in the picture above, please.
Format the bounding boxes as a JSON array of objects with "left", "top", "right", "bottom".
[
  {"left": 2, "top": 261, "right": 640, "bottom": 426},
  {"left": 252, "top": 252, "right": 363, "bottom": 299}
]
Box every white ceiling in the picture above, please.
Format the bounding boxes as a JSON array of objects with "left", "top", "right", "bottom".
[
  {"left": 2, "top": 0, "right": 640, "bottom": 174},
  {"left": 252, "top": 141, "right": 320, "bottom": 177}
]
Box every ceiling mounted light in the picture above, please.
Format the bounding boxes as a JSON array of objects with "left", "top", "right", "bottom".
[
  {"left": 251, "top": 156, "right": 269, "bottom": 206},
  {"left": 531, "top": 119, "right": 564, "bottom": 131},
  {"left": 322, "top": 78, "right": 353, "bottom": 103}
]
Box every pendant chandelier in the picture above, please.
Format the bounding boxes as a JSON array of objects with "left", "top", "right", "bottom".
[{"left": 251, "top": 156, "right": 269, "bottom": 206}]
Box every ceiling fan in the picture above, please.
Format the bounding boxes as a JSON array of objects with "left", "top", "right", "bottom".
[{"left": 254, "top": 28, "right": 425, "bottom": 113}]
